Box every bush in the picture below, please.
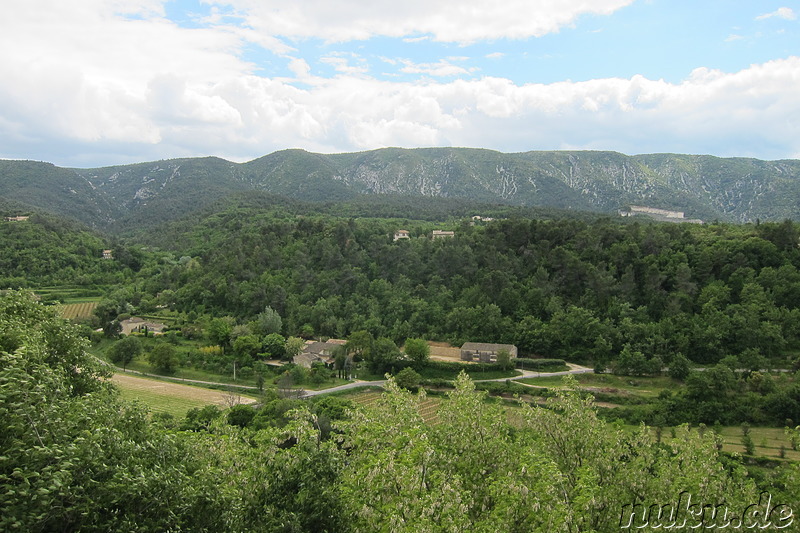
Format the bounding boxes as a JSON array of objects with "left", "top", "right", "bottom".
[
  {"left": 514, "top": 358, "right": 567, "bottom": 371},
  {"left": 394, "top": 367, "right": 422, "bottom": 391},
  {"left": 475, "top": 381, "right": 531, "bottom": 396},
  {"left": 227, "top": 404, "right": 256, "bottom": 428}
]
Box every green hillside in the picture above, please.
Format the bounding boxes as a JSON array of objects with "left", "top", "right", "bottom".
[{"left": 1, "top": 149, "right": 799, "bottom": 232}]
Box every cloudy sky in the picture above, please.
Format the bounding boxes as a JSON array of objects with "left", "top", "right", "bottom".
[{"left": 1, "top": 0, "right": 798, "bottom": 167}]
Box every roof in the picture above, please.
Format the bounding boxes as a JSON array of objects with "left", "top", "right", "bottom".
[{"left": 461, "top": 342, "right": 517, "bottom": 352}]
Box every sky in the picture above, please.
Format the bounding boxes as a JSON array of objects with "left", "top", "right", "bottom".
[{"left": 0, "top": 0, "right": 798, "bottom": 168}]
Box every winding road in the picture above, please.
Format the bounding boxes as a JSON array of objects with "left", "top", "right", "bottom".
[{"left": 299, "top": 363, "right": 594, "bottom": 397}]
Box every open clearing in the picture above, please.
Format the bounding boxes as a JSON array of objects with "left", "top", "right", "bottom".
[{"left": 111, "top": 373, "right": 257, "bottom": 418}]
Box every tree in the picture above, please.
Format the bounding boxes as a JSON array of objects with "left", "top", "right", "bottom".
[
  {"left": 284, "top": 336, "right": 305, "bottom": 361},
  {"left": 346, "top": 330, "right": 373, "bottom": 361},
  {"left": 394, "top": 367, "right": 422, "bottom": 390},
  {"left": 232, "top": 334, "right": 261, "bottom": 359},
  {"left": 496, "top": 348, "right": 513, "bottom": 371},
  {"left": 368, "top": 337, "right": 401, "bottom": 374},
  {"left": 147, "top": 343, "right": 180, "bottom": 373},
  {"left": 107, "top": 335, "right": 143, "bottom": 371},
  {"left": 403, "top": 337, "right": 429, "bottom": 368},
  {"left": 252, "top": 306, "right": 283, "bottom": 336},
  {"left": 668, "top": 352, "right": 691, "bottom": 380},
  {"left": 207, "top": 316, "right": 235, "bottom": 349},
  {"left": 227, "top": 404, "right": 255, "bottom": 428},
  {"left": 0, "top": 291, "right": 233, "bottom": 532},
  {"left": 262, "top": 332, "right": 287, "bottom": 360}
]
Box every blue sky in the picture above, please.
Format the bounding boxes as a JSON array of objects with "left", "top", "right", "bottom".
[{"left": 0, "top": 0, "right": 798, "bottom": 167}]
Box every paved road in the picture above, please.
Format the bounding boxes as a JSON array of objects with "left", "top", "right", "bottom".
[
  {"left": 106, "top": 358, "right": 594, "bottom": 400},
  {"left": 298, "top": 364, "right": 595, "bottom": 398}
]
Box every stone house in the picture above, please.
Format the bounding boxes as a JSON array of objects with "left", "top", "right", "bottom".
[
  {"left": 120, "top": 317, "right": 167, "bottom": 336},
  {"left": 293, "top": 339, "right": 346, "bottom": 368},
  {"left": 460, "top": 342, "right": 518, "bottom": 363}
]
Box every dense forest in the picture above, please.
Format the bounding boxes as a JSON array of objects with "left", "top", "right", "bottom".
[
  {"left": 120, "top": 203, "right": 800, "bottom": 366},
  {"left": 2, "top": 291, "right": 798, "bottom": 532},
  {"left": 4, "top": 198, "right": 800, "bottom": 425},
  {"left": 0, "top": 212, "right": 123, "bottom": 288}
]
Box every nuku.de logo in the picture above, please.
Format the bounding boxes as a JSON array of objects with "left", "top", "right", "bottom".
[{"left": 619, "top": 491, "right": 793, "bottom": 529}]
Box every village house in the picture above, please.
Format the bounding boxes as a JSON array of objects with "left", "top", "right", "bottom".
[
  {"left": 102, "top": 249, "right": 114, "bottom": 260},
  {"left": 432, "top": 230, "right": 454, "bottom": 239},
  {"left": 393, "top": 229, "right": 410, "bottom": 241},
  {"left": 293, "top": 339, "right": 346, "bottom": 368},
  {"left": 460, "top": 342, "right": 518, "bottom": 363},
  {"left": 120, "top": 317, "right": 167, "bottom": 336},
  {"left": 4, "top": 216, "right": 29, "bottom": 222}
]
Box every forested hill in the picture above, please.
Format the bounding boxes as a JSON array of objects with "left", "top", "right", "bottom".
[{"left": 2, "top": 148, "right": 800, "bottom": 231}]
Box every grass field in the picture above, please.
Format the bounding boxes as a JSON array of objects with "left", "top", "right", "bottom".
[
  {"left": 516, "top": 373, "right": 680, "bottom": 398},
  {"left": 111, "top": 373, "right": 257, "bottom": 418}
]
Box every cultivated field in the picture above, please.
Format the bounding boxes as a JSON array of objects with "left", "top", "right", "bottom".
[
  {"left": 59, "top": 301, "right": 98, "bottom": 320},
  {"left": 348, "top": 390, "right": 442, "bottom": 425},
  {"left": 111, "top": 373, "right": 256, "bottom": 418}
]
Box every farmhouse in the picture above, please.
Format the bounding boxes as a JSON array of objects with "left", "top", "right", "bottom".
[
  {"left": 4, "top": 215, "right": 29, "bottom": 222},
  {"left": 432, "top": 230, "right": 454, "bottom": 239},
  {"left": 293, "top": 339, "right": 345, "bottom": 368},
  {"left": 460, "top": 342, "right": 518, "bottom": 363},
  {"left": 393, "top": 229, "right": 410, "bottom": 241},
  {"left": 120, "top": 317, "right": 167, "bottom": 336},
  {"left": 102, "top": 249, "right": 114, "bottom": 259}
]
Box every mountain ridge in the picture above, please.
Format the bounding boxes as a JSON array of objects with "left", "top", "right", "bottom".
[{"left": 2, "top": 148, "right": 799, "bottom": 231}]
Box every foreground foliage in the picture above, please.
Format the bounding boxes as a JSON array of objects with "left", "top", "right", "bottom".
[{"left": 4, "top": 292, "right": 799, "bottom": 531}]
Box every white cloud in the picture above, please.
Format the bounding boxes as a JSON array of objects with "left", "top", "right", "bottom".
[
  {"left": 756, "top": 7, "right": 796, "bottom": 21},
  {"left": 320, "top": 54, "right": 370, "bottom": 76},
  {"left": 210, "top": 0, "right": 636, "bottom": 44},
  {"left": 1, "top": 1, "right": 799, "bottom": 166},
  {"left": 398, "top": 58, "right": 477, "bottom": 77}
]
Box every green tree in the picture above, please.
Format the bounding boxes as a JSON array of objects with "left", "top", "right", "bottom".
[
  {"left": 262, "top": 332, "right": 287, "bottom": 360},
  {"left": 403, "top": 337, "right": 430, "bottom": 369},
  {"left": 206, "top": 316, "right": 235, "bottom": 349},
  {"left": 394, "top": 367, "right": 422, "bottom": 390},
  {"left": 346, "top": 330, "right": 374, "bottom": 361},
  {"left": 368, "top": 337, "right": 401, "bottom": 374},
  {"left": 107, "top": 335, "right": 143, "bottom": 371},
  {"left": 668, "top": 352, "right": 691, "bottom": 381},
  {"left": 0, "top": 290, "right": 233, "bottom": 532},
  {"left": 147, "top": 343, "right": 180, "bottom": 373},
  {"left": 284, "top": 336, "right": 306, "bottom": 361},
  {"left": 496, "top": 348, "right": 513, "bottom": 370},
  {"left": 232, "top": 334, "right": 261, "bottom": 359},
  {"left": 252, "top": 306, "right": 282, "bottom": 335},
  {"left": 227, "top": 404, "right": 255, "bottom": 428}
]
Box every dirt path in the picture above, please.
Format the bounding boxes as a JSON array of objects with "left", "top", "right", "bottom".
[{"left": 110, "top": 373, "right": 257, "bottom": 406}]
